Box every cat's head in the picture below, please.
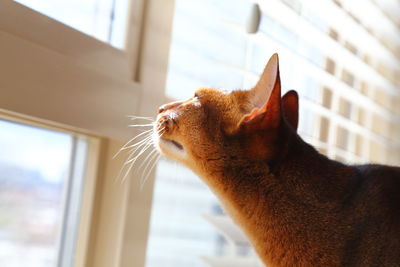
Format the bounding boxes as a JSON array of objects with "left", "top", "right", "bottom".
[{"left": 154, "top": 54, "right": 299, "bottom": 176}]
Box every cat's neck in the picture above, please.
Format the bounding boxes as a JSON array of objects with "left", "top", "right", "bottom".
[
  {"left": 277, "top": 136, "right": 358, "bottom": 206},
  {"left": 204, "top": 134, "right": 359, "bottom": 266},
  {"left": 213, "top": 133, "right": 357, "bottom": 212}
]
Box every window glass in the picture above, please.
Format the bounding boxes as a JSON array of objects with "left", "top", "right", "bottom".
[
  {"left": 0, "top": 120, "right": 86, "bottom": 267},
  {"left": 13, "top": 0, "right": 128, "bottom": 48}
]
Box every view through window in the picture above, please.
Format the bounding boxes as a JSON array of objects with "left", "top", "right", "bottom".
[{"left": 0, "top": 120, "right": 87, "bottom": 267}]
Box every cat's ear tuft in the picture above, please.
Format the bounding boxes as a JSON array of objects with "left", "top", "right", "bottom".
[
  {"left": 282, "top": 90, "right": 299, "bottom": 131},
  {"left": 239, "top": 56, "right": 282, "bottom": 132}
]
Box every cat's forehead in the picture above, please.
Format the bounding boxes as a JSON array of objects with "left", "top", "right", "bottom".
[
  {"left": 194, "top": 87, "right": 251, "bottom": 111},
  {"left": 195, "top": 87, "right": 231, "bottom": 97}
]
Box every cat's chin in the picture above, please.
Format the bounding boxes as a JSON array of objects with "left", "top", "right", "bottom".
[{"left": 157, "top": 137, "right": 187, "bottom": 160}]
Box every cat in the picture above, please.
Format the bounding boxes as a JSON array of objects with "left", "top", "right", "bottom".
[{"left": 153, "top": 54, "right": 400, "bottom": 266}]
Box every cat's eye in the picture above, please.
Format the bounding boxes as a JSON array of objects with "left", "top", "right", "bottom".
[{"left": 193, "top": 93, "right": 200, "bottom": 100}]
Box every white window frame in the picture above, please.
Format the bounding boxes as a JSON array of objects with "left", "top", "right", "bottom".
[{"left": 0, "top": 0, "right": 175, "bottom": 267}]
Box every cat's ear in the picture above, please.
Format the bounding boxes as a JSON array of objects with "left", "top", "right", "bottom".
[
  {"left": 250, "top": 53, "right": 280, "bottom": 109},
  {"left": 239, "top": 54, "right": 282, "bottom": 132},
  {"left": 282, "top": 90, "right": 299, "bottom": 131}
]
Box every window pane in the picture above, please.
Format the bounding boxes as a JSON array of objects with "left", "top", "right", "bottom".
[
  {"left": 13, "top": 0, "right": 128, "bottom": 48},
  {"left": 0, "top": 120, "right": 86, "bottom": 267}
]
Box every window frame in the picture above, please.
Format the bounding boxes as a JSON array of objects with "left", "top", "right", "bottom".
[{"left": 0, "top": 1, "right": 176, "bottom": 267}]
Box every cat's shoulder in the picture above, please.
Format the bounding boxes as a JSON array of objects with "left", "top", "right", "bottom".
[
  {"left": 352, "top": 164, "right": 400, "bottom": 212},
  {"left": 354, "top": 163, "right": 400, "bottom": 180}
]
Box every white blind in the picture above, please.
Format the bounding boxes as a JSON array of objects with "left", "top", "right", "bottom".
[
  {"left": 165, "top": 0, "right": 400, "bottom": 166},
  {"left": 147, "top": 0, "right": 400, "bottom": 266}
]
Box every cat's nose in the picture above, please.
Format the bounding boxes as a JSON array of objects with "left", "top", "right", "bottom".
[{"left": 157, "top": 105, "right": 166, "bottom": 114}]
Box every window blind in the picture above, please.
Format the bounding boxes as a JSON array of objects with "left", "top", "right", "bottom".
[{"left": 147, "top": 0, "right": 400, "bottom": 266}]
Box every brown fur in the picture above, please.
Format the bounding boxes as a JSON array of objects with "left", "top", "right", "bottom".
[{"left": 154, "top": 54, "right": 400, "bottom": 266}]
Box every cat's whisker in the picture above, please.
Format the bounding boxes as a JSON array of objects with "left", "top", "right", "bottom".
[
  {"left": 147, "top": 154, "right": 161, "bottom": 181},
  {"left": 124, "top": 143, "right": 152, "bottom": 167},
  {"left": 122, "top": 134, "right": 153, "bottom": 152},
  {"left": 117, "top": 164, "right": 129, "bottom": 183},
  {"left": 124, "top": 141, "right": 154, "bottom": 165},
  {"left": 138, "top": 149, "right": 158, "bottom": 181},
  {"left": 137, "top": 147, "right": 158, "bottom": 171},
  {"left": 128, "top": 123, "right": 154, "bottom": 128},
  {"left": 113, "top": 129, "right": 154, "bottom": 159},
  {"left": 140, "top": 154, "right": 159, "bottom": 189},
  {"left": 120, "top": 142, "right": 152, "bottom": 182},
  {"left": 126, "top": 115, "right": 154, "bottom": 121},
  {"left": 121, "top": 160, "right": 136, "bottom": 182},
  {"left": 115, "top": 139, "right": 147, "bottom": 161},
  {"left": 125, "top": 128, "right": 153, "bottom": 143},
  {"left": 116, "top": 128, "right": 152, "bottom": 150},
  {"left": 116, "top": 117, "right": 164, "bottom": 184},
  {"left": 157, "top": 129, "right": 165, "bottom": 137},
  {"left": 140, "top": 152, "right": 161, "bottom": 190},
  {"left": 122, "top": 143, "right": 157, "bottom": 183},
  {"left": 156, "top": 127, "right": 166, "bottom": 137},
  {"left": 122, "top": 136, "right": 153, "bottom": 166},
  {"left": 121, "top": 144, "right": 156, "bottom": 183},
  {"left": 153, "top": 127, "right": 165, "bottom": 138}
]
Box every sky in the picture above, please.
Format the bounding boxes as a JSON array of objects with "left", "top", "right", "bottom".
[{"left": 0, "top": 120, "right": 73, "bottom": 183}]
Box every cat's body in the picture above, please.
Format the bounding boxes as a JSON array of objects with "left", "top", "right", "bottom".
[
  {"left": 153, "top": 54, "right": 400, "bottom": 266},
  {"left": 216, "top": 137, "right": 400, "bottom": 266}
]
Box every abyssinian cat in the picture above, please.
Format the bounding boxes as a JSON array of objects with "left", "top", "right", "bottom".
[{"left": 153, "top": 54, "right": 400, "bottom": 266}]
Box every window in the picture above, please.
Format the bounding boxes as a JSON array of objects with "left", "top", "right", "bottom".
[
  {"left": 147, "top": 0, "right": 400, "bottom": 266},
  {"left": 1, "top": 1, "right": 175, "bottom": 267},
  {"left": 2, "top": 0, "right": 399, "bottom": 266},
  {"left": 13, "top": 0, "right": 129, "bottom": 48},
  {"left": 0, "top": 120, "right": 87, "bottom": 267}
]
